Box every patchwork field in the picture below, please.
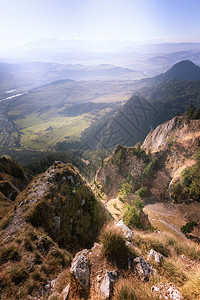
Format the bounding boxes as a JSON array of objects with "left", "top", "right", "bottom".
[
  {"left": 0, "top": 78, "right": 144, "bottom": 154},
  {"left": 16, "top": 113, "right": 93, "bottom": 150}
]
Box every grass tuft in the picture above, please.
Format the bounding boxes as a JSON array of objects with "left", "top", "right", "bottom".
[{"left": 100, "top": 223, "right": 129, "bottom": 268}]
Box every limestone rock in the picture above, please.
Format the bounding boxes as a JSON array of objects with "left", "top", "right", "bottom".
[
  {"left": 54, "top": 216, "right": 61, "bottom": 233},
  {"left": 125, "top": 240, "right": 135, "bottom": 249},
  {"left": 100, "top": 271, "right": 118, "bottom": 299},
  {"left": 61, "top": 176, "right": 66, "bottom": 182},
  {"left": 133, "top": 257, "right": 154, "bottom": 280},
  {"left": 70, "top": 249, "right": 90, "bottom": 289},
  {"left": 116, "top": 220, "right": 133, "bottom": 241},
  {"left": 81, "top": 199, "right": 86, "bottom": 206},
  {"left": 62, "top": 284, "right": 70, "bottom": 300},
  {"left": 67, "top": 175, "right": 75, "bottom": 184},
  {"left": 152, "top": 283, "right": 184, "bottom": 300},
  {"left": 50, "top": 279, "right": 57, "bottom": 289},
  {"left": 48, "top": 292, "right": 60, "bottom": 299},
  {"left": 147, "top": 249, "right": 164, "bottom": 264},
  {"left": 91, "top": 242, "right": 101, "bottom": 252}
]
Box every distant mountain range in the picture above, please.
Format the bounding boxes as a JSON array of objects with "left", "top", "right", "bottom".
[
  {"left": 81, "top": 60, "right": 200, "bottom": 149},
  {"left": 1, "top": 59, "right": 200, "bottom": 155},
  {"left": 0, "top": 61, "right": 144, "bottom": 95}
]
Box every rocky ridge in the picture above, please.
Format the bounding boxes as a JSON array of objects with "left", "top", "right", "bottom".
[
  {"left": 0, "top": 161, "right": 107, "bottom": 299},
  {"left": 48, "top": 220, "right": 186, "bottom": 300},
  {"left": 96, "top": 116, "right": 200, "bottom": 202},
  {"left": 0, "top": 156, "right": 30, "bottom": 219}
]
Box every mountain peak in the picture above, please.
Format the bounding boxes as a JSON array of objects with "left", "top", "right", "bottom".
[
  {"left": 173, "top": 59, "right": 196, "bottom": 66},
  {"left": 144, "top": 60, "right": 200, "bottom": 86},
  {"left": 162, "top": 59, "right": 200, "bottom": 81}
]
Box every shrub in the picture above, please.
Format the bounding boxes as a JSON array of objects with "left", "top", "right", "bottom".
[
  {"left": 51, "top": 248, "right": 71, "bottom": 267},
  {"left": 171, "top": 182, "right": 184, "bottom": 203},
  {"left": 113, "top": 202, "right": 119, "bottom": 210},
  {"left": 31, "top": 270, "right": 47, "bottom": 283},
  {"left": 122, "top": 204, "right": 141, "bottom": 228},
  {"left": 33, "top": 250, "right": 43, "bottom": 264},
  {"left": 24, "top": 237, "right": 33, "bottom": 251},
  {"left": 112, "top": 149, "right": 125, "bottom": 167},
  {"left": 40, "top": 235, "right": 54, "bottom": 251},
  {"left": 132, "top": 196, "right": 144, "bottom": 209},
  {"left": 10, "top": 266, "right": 29, "bottom": 285},
  {"left": 130, "top": 142, "right": 148, "bottom": 160},
  {"left": 99, "top": 224, "right": 128, "bottom": 267},
  {"left": 141, "top": 160, "right": 156, "bottom": 179},
  {"left": 181, "top": 221, "right": 197, "bottom": 234},
  {"left": 135, "top": 187, "right": 149, "bottom": 198},
  {"left": 0, "top": 243, "right": 21, "bottom": 264},
  {"left": 118, "top": 182, "right": 132, "bottom": 199},
  {"left": 171, "top": 147, "right": 200, "bottom": 203}
]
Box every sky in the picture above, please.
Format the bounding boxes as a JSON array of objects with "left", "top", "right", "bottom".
[{"left": 0, "top": 0, "right": 200, "bottom": 50}]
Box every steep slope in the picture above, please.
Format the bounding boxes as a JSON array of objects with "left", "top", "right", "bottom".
[
  {"left": 96, "top": 116, "right": 200, "bottom": 237},
  {"left": 96, "top": 116, "right": 200, "bottom": 200},
  {"left": 0, "top": 156, "right": 30, "bottom": 219},
  {"left": 142, "top": 116, "right": 200, "bottom": 179},
  {"left": 96, "top": 144, "right": 151, "bottom": 199},
  {"left": 81, "top": 78, "right": 200, "bottom": 150},
  {"left": 81, "top": 95, "right": 158, "bottom": 149},
  {"left": 0, "top": 161, "right": 107, "bottom": 299}
]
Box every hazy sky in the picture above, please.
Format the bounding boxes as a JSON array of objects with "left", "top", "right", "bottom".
[{"left": 0, "top": 0, "right": 200, "bottom": 49}]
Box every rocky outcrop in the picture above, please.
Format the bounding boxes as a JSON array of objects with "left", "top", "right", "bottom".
[
  {"left": 142, "top": 116, "right": 200, "bottom": 174},
  {"left": 62, "top": 284, "right": 70, "bottom": 300},
  {"left": 12, "top": 161, "right": 107, "bottom": 249},
  {"left": 133, "top": 257, "right": 154, "bottom": 281},
  {"left": 147, "top": 249, "right": 164, "bottom": 264},
  {"left": 152, "top": 283, "right": 184, "bottom": 300},
  {"left": 116, "top": 220, "right": 133, "bottom": 241},
  {"left": 0, "top": 161, "right": 108, "bottom": 300},
  {"left": 142, "top": 116, "right": 183, "bottom": 153},
  {"left": 100, "top": 270, "right": 118, "bottom": 299},
  {"left": 70, "top": 249, "right": 90, "bottom": 289},
  {"left": 95, "top": 144, "right": 147, "bottom": 199}
]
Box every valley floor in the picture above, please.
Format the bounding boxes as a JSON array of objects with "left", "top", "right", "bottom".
[{"left": 105, "top": 196, "right": 200, "bottom": 242}]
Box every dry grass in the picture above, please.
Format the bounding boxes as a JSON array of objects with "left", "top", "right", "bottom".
[
  {"left": 0, "top": 224, "right": 71, "bottom": 299},
  {"left": 156, "top": 257, "right": 187, "bottom": 286},
  {"left": 182, "top": 268, "right": 200, "bottom": 299},
  {"left": 113, "top": 277, "right": 160, "bottom": 300},
  {"left": 99, "top": 223, "right": 129, "bottom": 268},
  {"left": 133, "top": 231, "right": 200, "bottom": 261}
]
